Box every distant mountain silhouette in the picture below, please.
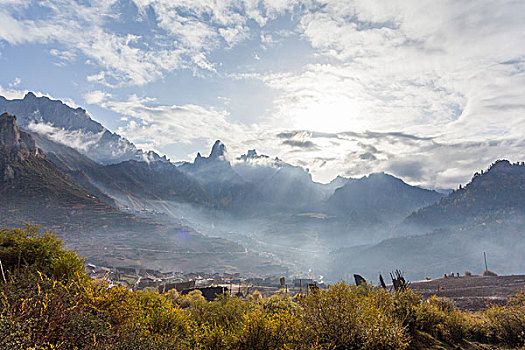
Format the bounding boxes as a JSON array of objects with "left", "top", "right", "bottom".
[
  {"left": 332, "top": 161, "right": 525, "bottom": 280},
  {"left": 405, "top": 160, "right": 525, "bottom": 229},
  {"left": 327, "top": 172, "right": 443, "bottom": 222},
  {"left": 0, "top": 93, "right": 167, "bottom": 164},
  {"left": 233, "top": 149, "right": 329, "bottom": 211}
]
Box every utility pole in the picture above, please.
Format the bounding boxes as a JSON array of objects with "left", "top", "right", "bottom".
[{"left": 484, "top": 252, "right": 488, "bottom": 271}]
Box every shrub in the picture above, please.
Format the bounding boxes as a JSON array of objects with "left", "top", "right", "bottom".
[
  {"left": 0, "top": 225, "right": 84, "bottom": 280},
  {"left": 473, "top": 291, "right": 525, "bottom": 346},
  {"left": 234, "top": 308, "right": 300, "bottom": 350},
  {"left": 482, "top": 270, "right": 498, "bottom": 277},
  {"left": 415, "top": 296, "right": 467, "bottom": 342},
  {"left": 299, "top": 283, "right": 409, "bottom": 349},
  {"left": 5, "top": 225, "right": 525, "bottom": 349}
]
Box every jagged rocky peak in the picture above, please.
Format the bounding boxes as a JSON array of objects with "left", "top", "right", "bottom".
[
  {"left": 0, "top": 112, "right": 39, "bottom": 162},
  {"left": 0, "top": 93, "right": 167, "bottom": 164},
  {"left": 238, "top": 149, "right": 271, "bottom": 162},
  {"left": 0, "top": 113, "right": 20, "bottom": 148},
  {"left": 246, "top": 149, "right": 257, "bottom": 158},
  {"left": 487, "top": 159, "right": 512, "bottom": 172},
  {"left": 209, "top": 140, "right": 227, "bottom": 160}
]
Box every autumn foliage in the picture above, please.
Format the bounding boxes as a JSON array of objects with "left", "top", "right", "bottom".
[{"left": 1, "top": 226, "right": 525, "bottom": 349}]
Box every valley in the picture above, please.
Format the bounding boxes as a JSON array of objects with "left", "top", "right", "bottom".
[{"left": 1, "top": 94, "right": 525, "bottom": 284}]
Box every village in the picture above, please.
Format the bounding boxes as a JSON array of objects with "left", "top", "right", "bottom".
[{"left": 84, "top": 263, "right": 327, "bottom": 300}]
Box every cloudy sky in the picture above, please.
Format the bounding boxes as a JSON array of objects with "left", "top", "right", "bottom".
[{"left": 1, "top": 0, "right": 524, "bottom": 188}]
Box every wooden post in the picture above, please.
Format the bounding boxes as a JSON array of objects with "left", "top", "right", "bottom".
[
  {"left": 0, "top": 259, "right": 6, "bottom": 283},
  {"left": 484, "top": 252, "right": 488, "bottom": 271}
]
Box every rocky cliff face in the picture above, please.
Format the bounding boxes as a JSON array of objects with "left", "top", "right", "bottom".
[{"left": 0, "top": 112, "right": 40, "bottom": 163}]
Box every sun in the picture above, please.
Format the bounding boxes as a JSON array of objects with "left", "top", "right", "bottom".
[{"left": 290, "top": 94, "right": 365, "bottom": 133}]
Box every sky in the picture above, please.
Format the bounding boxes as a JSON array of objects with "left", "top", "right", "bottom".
[{"left": 0, "top": 0, "right": 524, "bottom": 189}]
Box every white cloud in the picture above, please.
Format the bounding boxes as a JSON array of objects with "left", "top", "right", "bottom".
[
  {"left": 8, "top": 77, "right": 21, "bottom": 87},
  {"left": 226, "top": 0, "right": 525, "bottom": 186},
  {"left": 97, "top": 94, "right": 250, "bottom": 151},
  {"left": 27, "top": 121, "right": 105, "bottom": 152},
  {"left": 1, "top": 0, "right": 525, "bottom": 188},
  {"left": 0, "top": 0, "right": 302, "bottom": 86},
  {"left": 49, "top": 48, "right": 76, "bottom": 66},
  {"left": 0, "top": 85, "right": 28, "bottom": 99},
  {"left": 83, "top": 90, "right": 112, "bottom": 105}
]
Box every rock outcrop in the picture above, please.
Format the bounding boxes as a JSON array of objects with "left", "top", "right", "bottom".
[{"left": 0, "top": 112, "right": 40, "bottom": 163}]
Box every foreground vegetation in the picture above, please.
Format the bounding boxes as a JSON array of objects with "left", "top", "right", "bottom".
[{"left": 1, "top": 226, "right": 525, "bottom": 349}]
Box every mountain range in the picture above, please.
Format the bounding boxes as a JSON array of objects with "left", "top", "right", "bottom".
[
  {"left": 1, "top": 92, "right": 524, "bottom": 280},
  {"left": 0, "top": 111, "right": 286, "bottom": 276},
  {"left": 331, "top": 160, "right": 525, "bottom": 280},
  {"left": 405, "top": 160, "right": 525, "bottom": 229}
]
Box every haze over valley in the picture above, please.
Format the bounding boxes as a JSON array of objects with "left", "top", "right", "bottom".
[
  {"left": 1, "top": 0, "right": 525, "bottom": 284},
  {"left": 1, "top": 93, "right": 525, "bottom": 283}
]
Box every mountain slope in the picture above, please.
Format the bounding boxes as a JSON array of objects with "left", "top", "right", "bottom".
[
  {"left": 405, "top": 160, "right": 525, "bottom": 229},
  {"left": 0, "top": 113, "right": 120, "bottom": 229},
  {"left": 330, "top": 216, "right": 525, "bottom": 281},
  {"left": 331, "top": 160, "right": 525, "bottom": 281},
  {"left": 0, "top": 93, "right": 165, "bottom": 164},
  {"left": 89, "top": 160, "right": 213, "bottom": 207},
  {"left": 29, "top": 131, "right": 213, "bottom": 208},
  {"left": 326, "top": 172, "right": 443, "bottom": 222},
  {"left": 233, "top": 149, "right": 329, "bottom": 211}
]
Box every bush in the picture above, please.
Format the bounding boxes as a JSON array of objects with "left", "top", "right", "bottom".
[
  {"left": 473, "top": 291, "right": 525, "bottom": 346},
  {"left": 4, "top": 225, "right": 525, "bottom": 349},
  {"left": 482, "top": 270, "right": 498, "bottom": 277},
  {"left": 299, "top": 283, "right": 409, "bottom": 349},
  {"left": 415, "top": 296, "right": 467, "bottom": 342},
  {"left": 234, "top": 308, "right": 300, "bottom": 350},
  {"left": 0, "top": 225, "right": 84, "bottom": 280}
]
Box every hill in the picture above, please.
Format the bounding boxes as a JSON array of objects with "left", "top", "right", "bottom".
[
  {"left": 330, "top": 217, "right": 525, "bottom": 281},
  {"left": 405, "top": 160, "right": 525, "bottom": 229},
  {"left": 327, "top": 172, "right": 442, "bottom": 222},
  {"left": 31, "top": 131, "right": 214, "bottom": 208}
]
